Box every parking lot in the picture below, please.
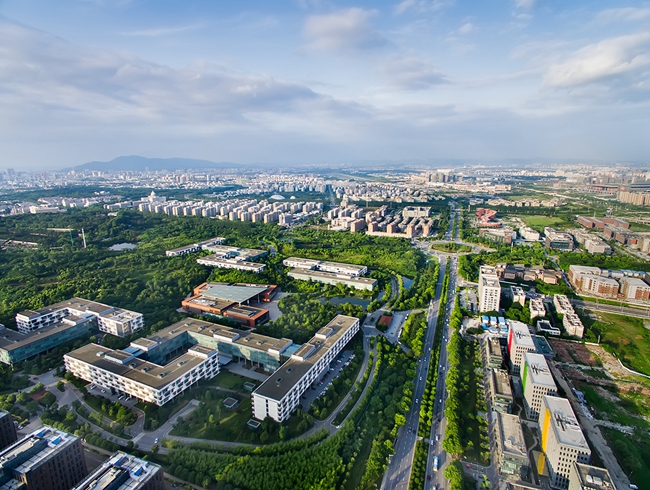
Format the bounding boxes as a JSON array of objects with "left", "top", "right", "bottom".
[
  {"left": 86, "top": 383, "right": 140, "bottom": 407},
  {"left": 300, "top": 349, "right": 356, "bottom": 410}
]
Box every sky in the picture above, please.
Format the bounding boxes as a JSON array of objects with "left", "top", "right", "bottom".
[{"left": 0, "top": 0, "right": 649, "bottom": 170}]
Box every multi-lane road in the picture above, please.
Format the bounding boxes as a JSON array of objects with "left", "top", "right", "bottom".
[{"left": 383, "top": 204, "right": 461, "bottom": 490}]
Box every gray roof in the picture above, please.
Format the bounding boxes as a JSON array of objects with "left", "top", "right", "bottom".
[{"left": 202, "top": 285, "right": 269, "bottom": 303}]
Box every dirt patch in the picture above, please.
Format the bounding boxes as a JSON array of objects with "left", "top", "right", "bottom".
[{"left": 548, "top": 339, "right": 600, "bottom": 365}]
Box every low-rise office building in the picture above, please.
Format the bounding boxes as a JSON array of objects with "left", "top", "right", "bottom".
[
  {"left": 252, "top": 315, "right": 360, "bottom": 422},
  {"left": 64, "top": 341, "right": 219, "bottom": 406},
  {"left": 197, "top": 246, "right": 268, "bottom": 273},
  {"left": 0, "top": 411, "right": 17, "bottom": 451},
  {"left": 489, "top": 369, "right": 514, "bottom": 413},
  {"left": 521, "top": 352, "right": 557, "bottom": 420},
  {"left": 71, "top": 451, "right": 164, "bottom": 490},
  {"left": 16, "top": 298, "right": 143, "bottom": 338},
  {"left": 568, "top": 463, "right": 617, "bottom": 490},
  {"left": 539, "top": 395, "right": 591, "bottom": 489},
  {"left": 544, "top": 228, "right": 574, "bottom": 251},
  {"left": 536, "top": 320, "right": 561, "bottom": 336},
  {"left": 182, "top": 282, "right": 277, "bottom": 327},
  {"left": 495, "top": 412, "right": 529, "bottom": 479},
  {"left": 508, "top": 322, "right": 536, "bottom": 376},
  {"left": 0, "top": 317, "right": 94, "bottom": 366},
  {"left": 485, "top": 337, "right": 505, "bottom": 369},
  {"left": 530, "top": 297, "right": 546, "bottom": 320},
  {"left": 283, "top": 258, "right": 367, "bottom": 276},
  {"left": 0, "top": 427, "right": 87, "bottom": 490},
  {"left": 287, "top": 268, "right": 377, "bottom": 291},
  {"left": 165, "top": 237, "right": 224, "bottom": 257}
]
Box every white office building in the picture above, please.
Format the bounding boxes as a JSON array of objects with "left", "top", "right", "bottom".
[
  {"left": 252, "top": 315, "right": 360, "bottom": 422},
  {"left": 16, "top": 298, "right": 143, "bottom": 337},
  {"left": 521, "top": 352, "right": 557, "bottom": 420},
  {"left": 479, "top": 265, "right": 501, "bottom": 313},
  {"left": 507, "top": 321, "right": 536, "bottom": 376}
]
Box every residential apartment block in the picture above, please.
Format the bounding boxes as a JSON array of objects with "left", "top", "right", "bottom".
[
  {"left": 619, "top": 277, "right": 650, "bottom": 301},
  {"left": 521, "top": 352, "right": 558, "bottom": 420},
  {"left": 494, "top": 412, "right": 529, "bottom": 479},
  {"left": 0, "top": 427, "right": 88, "bottom": 490},
  {"left": 553, "top": 295, "right": 585, "bottom": 338},
  {"left": 479, "top": 266, "right": 501, "bottom": 313},
  {"left": 539, "top": 396, "right": 591, "bottom": 489},
  {"left": 252, "top": 315, "right": 360, "bottom": 422},
  {"left": 71, "top": 451, "right": 164, "bottom": 490},
  {"left": 529, "top": 297, "right": 546, "bottom": 320},
  {"left": 16, "top": 297, "right": 143, "bottom": 337},
  {"left": 507, "top": 322, "right": 536, "bottom": 376}
]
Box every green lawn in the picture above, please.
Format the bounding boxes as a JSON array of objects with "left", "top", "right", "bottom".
[
  {"left": 577, "top": 382, "right": 648, "bottom": 431},
  {"left": 210, "top": 371, "right": 255, "bottom": 392},
  {"left": 520, "top": 215, "right": 567, "bottom": 232},
  {"left": 580, "top": 311, "right": 650, "bottom": 376},
  {"left": 602, "top": 428, "right": 650, "bottom": 490}
]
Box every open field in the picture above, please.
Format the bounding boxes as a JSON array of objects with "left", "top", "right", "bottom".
[
  {"left": 580, "top": 311, "right": 650, "bottom": 377},
  {"left": 601, "top": 428, "right": 650, "bottom": 490},
  {"left": 519, "top": 215, "right": 567, "bottom": 232}
]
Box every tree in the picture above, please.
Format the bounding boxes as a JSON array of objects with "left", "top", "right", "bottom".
[{"left": 56, "top": 381, "right": 65, "bottom": 392}]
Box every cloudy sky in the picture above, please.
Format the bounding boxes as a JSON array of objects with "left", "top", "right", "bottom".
[{"left": 1, "top": 0, "right": 649, "bottom": 169}]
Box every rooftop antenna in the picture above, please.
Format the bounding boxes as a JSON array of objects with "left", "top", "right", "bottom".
[{"left": 81, "top": 229, "right": 87, "bottom": 249}]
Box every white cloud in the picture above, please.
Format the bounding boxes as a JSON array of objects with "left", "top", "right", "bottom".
[
  {"left": 394, "top": 0, "right": 454, "bottom": 15},
  {"left": 543, "top": 32, "right": 650, "bottom": 88},
  {"left": 514, "top": 0, "right": 534, "bottom": 9},
  {"left": 120, "top": 24, "right": 203, "bottom": 37},
  {"left": 302, "top": 8, "right": 386, "bottom": 53},
  {"left": 379, "top": 55, "right": 448, "bottom": 90},
  {"left": 457, "top": 22, "right": 475, "bottom": 35},
  {"left": 594, "top": 7, "right": 650, "bottom": 23}
]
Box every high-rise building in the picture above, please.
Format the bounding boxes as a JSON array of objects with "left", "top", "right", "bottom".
[
  {"left": 71, "top": 451, "right": 164, "bottom": 490},
  {"left": 507, "top": 322, "right": 536, "bottom": 376},
  {"left": 0, "top": 427, "right": 87, "bottom": 490},
  {"left": 539, "top": 396, "right": 591, "bottom": 489},
  {"left": 0, "top": 410, "right": 17, "bottom": 450},
  {"left": 521, "top": 352, "right": 557, "bottom": 420},
  {"left": 479, "top": 266, "right": 501, "bottom": 313}
]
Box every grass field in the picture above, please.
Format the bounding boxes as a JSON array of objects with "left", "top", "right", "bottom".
[
  {"left": 602, "top": 428, "right": 650, "bottom": 490},
  {"left": 576, "top": 382, "right": 648, "bottom": 431},
  {"left": 581, "top": 311, "right": 650, "bottom": 376},
  {"left": 520, "top": 215, "right": 567, "bottom": 232},
  {"left": 211, "top": 371, "right": 256, "bottom": 392}
]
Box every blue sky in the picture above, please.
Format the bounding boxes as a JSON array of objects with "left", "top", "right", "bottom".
[{"left": 1, "top": 0, "right": 649, "bottom": 169}]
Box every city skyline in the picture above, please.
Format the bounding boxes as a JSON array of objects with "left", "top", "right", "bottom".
[{"left": 1, "top": 1, "right": 649, "bottom": 169}]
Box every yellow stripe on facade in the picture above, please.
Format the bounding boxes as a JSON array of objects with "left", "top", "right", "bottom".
[{"left": 541, "top": 408, "right": 551, "bottom": 452}]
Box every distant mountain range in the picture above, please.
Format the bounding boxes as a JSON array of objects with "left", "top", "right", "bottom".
[{"left": 67, "top": 155, "right": 243, "bottom": 172}]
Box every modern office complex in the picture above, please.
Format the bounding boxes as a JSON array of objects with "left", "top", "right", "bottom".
[
  {"left": 196, "top": 246, "right": 268, "bottom": 273},
  {"left": 568, "top": 463, "right": 617, "bottom": 490},
  {"left": 16, "top": 298, "right": 143, "bottom": 337},
  {"left": 539, "top": 395, "right": 591, "bottom": 489},
  {"left": 165, "top": 237, "right": 224, "bottom": 256},
  {"left": 494, "top": 412, "right": 529, "bottom": 479},
  {"left": 553, "top": 295, "right": 585, "bottom": 338},
  {"left": 489, "top": 369, "right": 514, "bottom": 414},
  {"left": 485, "top": 337, "right": 505, "bottom": 369},
  {"left": 252, "top": 315, "right": 360, "bottom": 422},
  {"left": 182, "top": 282, "right": 277, "bottom": 327},
  {"left": 0, "top": 427, "right": 88, "bottom": 490},
  {"left": 284, "top": 257, "right": 376, "bottom": 291},
  {"left": 0, "top": 318, "right": 94, "bottom": 366},
  {"left": 507, "top": 322, "right": 536, "bottom": 376},
  {"left": 521, "top": 352, "right": 558, "bottom": 420},
  {"left": 479, "top": 266, "right": 501, "bottom": 313},
  {"left": 71, "top": 451, "right": 164, "bottom": 490},
  {"left": 544, "top": 228, "right": 574, "bottom": 251},
  {"left": 0, "top": 411, "right": 17, "bottom": 451}
]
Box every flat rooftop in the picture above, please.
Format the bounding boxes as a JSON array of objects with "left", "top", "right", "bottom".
[
  {"left": 0, "top": 319, "right": 90, "bottom": 352},
  {"left": 496, "top": 412, "right": 527, "bottom": 458},
  {"left": 202, "top": 284, "right": 269, "bottom": 304},
  {"left": 288, "top": 268, "right": 377, "bottom": 285},
  {"left": 0, "top": 427, "right": 78, "bottom": 475},
  {"left": 532, "top": 335, "right": 555, "bottom": 356},
  {"left": 524, "top": 353, "right": 555, "bottom": 387},
  {"left": 253, "top": 315, "right": 359, "bottom": 402},
  {"left": 572, "top": 463, "right": 616, "bottom": 490},
  {"left": 510, "top": 322, "right": 535, "bottom": 348},
  {"left": 491, "top": 369, "right": 513, "bottom": 398},
  {"left": 64, "top": 342, "right": 215, "bottom": 390},
  {"left": 17, "top": 297, "right": 140, "bottom": 322},
  {"left": 542, "top": 395, "right": 589, "bottom": 449},
  {"left": 198, "top": 255, "right": 265, "bottom": 270},
  {"left": 72, "top": 451, "right": 161, "bottom": 490}
]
